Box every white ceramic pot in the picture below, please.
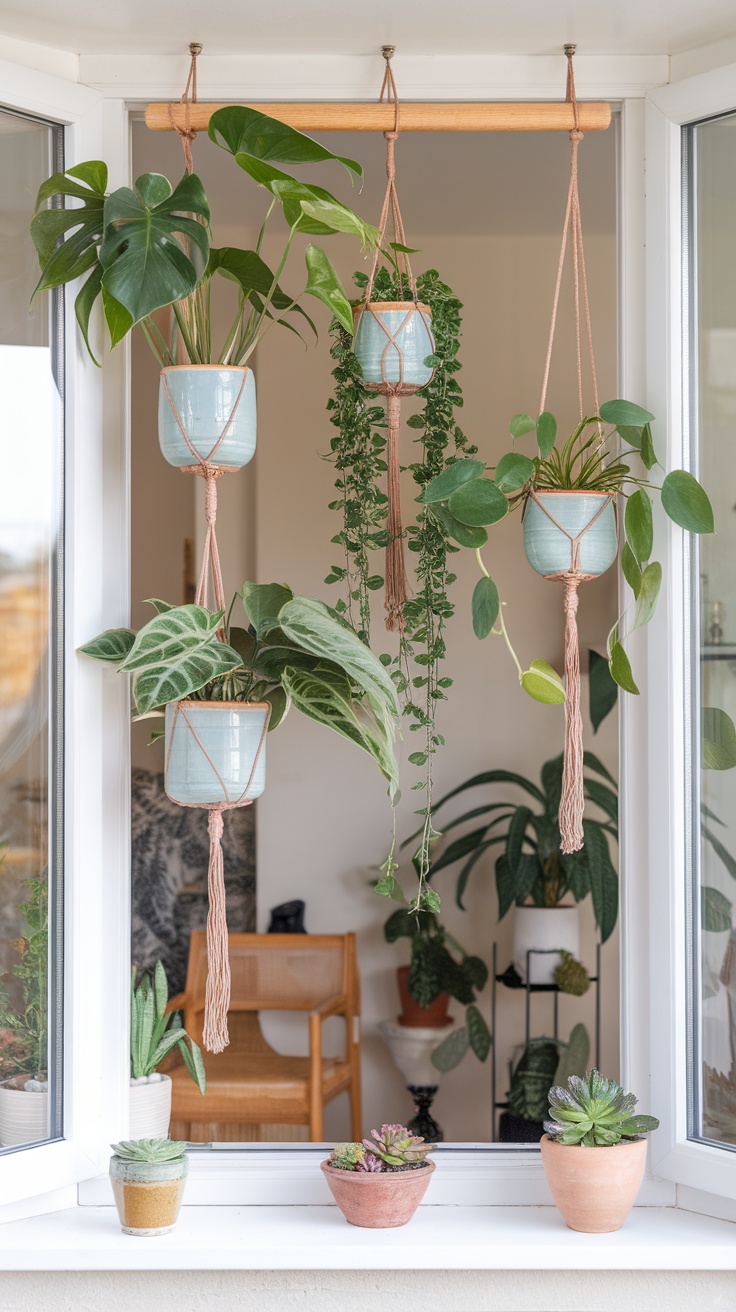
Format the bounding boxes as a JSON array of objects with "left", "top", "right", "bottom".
[
  {"left": 513, "top": 906, "right": 580, "bottom": 985},
  {"left": 129, "top": 1073, "right": 172, "bottom": 1139},
  {"left": 0, "top": 1082, "right": 49, "bottom": 1147}
]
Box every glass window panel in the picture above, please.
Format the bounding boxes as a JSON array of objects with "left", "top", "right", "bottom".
[{"left": 0, "top": 110, "right": 63, "bottom": 1149}]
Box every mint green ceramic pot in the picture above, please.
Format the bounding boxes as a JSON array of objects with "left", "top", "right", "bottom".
[
  {"left": 158, "top": 365, "right": 257, "bottom": 468},
  {"left": 164, "top": 701, "right": 269, "bottom": 806},
  {"left": 352, "top": 302, "right": 434, "bottom": 387},
  {"left": 523, "top": 491, "right": 618, "bottom": 578}
]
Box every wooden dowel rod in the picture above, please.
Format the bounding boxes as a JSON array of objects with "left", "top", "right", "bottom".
[{"left": 145, "top": 101, "right": 611, "bottom": 134}]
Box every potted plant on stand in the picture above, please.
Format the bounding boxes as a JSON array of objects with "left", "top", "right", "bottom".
[
  {"left": 110, "top": 1137, "right": 189, "bottom": 1236},
  {"left": 541, "top": 1070, "right": 659, "bottom": 1232},
  {"left": 129, "top": 961, "right": 205, "bottom": 1138},
  {"left": 0, "top": 878, "right": 48, "bottom": 1147},
  {"left": 321, "top": 1125, "right": 435, "bottom": 1228}
]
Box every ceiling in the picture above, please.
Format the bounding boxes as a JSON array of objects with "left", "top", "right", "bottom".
[{"left": 3, "top": 0, "right": 736, "bottom": 58}]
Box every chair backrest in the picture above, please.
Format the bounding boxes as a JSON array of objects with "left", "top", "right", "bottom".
[{"left": 182, "top": 932, "right": 357, "bottom": 1016}]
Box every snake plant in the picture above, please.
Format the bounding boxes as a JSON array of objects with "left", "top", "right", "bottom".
[{"left": 130, "top": 961, "right": 205, "bottom": 1095}]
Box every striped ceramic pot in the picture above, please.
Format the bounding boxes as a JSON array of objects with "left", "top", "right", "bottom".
[
  {"left": 523, "top": 490, "right": 618, "bottom": 578},
  {"left": 0, "top": 1082, "right": 48, "bottom": 1147},
  {"left": 158, "top": 365, "right": 257, "bottom": 469},
  {"left": 164, "top": 701, "right": 269, "bottom": 806},
  {"left": 352, "top": 302, "right": 435, "bottom": 388}
]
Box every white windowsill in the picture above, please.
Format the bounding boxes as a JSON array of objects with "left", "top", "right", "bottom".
[{"left": 2, "top": 1203, "right": 736, "bottom": 1271}]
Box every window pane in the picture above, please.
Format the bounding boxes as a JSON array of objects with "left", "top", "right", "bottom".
[
  {"left": 0, "top": 111, "right": 63, "bottom": 1149},
  {"left": 688, "top": 112, "right": 736, "bottom": 1147}
]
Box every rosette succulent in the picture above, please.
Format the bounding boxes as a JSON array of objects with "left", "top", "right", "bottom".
[
  {"left": 544, "top": 1071, "right": 659, "bottom": 1146},
  {"left": 363, "top": 1125, "right": 434, "bottom": 1168},
  {"left": 110, "top": 1137, "right": 187, "bottom": 1163},
  {"left": 327, "top": 1142, "right": 384, "bottom": 1172}
]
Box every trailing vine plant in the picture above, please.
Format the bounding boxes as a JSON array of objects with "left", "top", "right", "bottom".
[{"left": 325, "top": 266, "right": 477, "bottom": 912}]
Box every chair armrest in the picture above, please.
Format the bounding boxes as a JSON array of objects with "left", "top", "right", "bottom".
[
  {"left": 309, "top": 994, "right": 347, "bottom": 1021},
  {"left": 165, "top": 992, "right": 188, "bottom": 1015}
]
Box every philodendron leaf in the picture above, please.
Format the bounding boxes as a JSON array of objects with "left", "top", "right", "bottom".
[
  {"left": 99, "top": 172, "right": 210, "bottom": 326},
  {"left": 599, "top": 399, "right": 655, "bottom": 427},
  {"left": 702, "top": 885, "right": 732, "bottom": 932},
  {"left": 625, "top": 488, "right": 653, "bottom": 564},
  {"left": 79, "top": 627, "right": 135, "bottom": 662},
  {"left": 466, "top": 1005, "right": 491, "bottom": 1062},
  {"left": 494, "top": 451, "right": 535, "bottom": 493},
  {"left": 264, "top": 686, "right": 289, "bottom": 731},
  {"left": 428, "top": 503, "right": 488, "bottom": 549},
  {"left": 536, "top": 411, "right": 557, "bottom": 459},
  {"left": 509, "top": 413, "right": 536, "bottom": 440},
  {"left": 471, "top": 576, "right": 500, "bottom": 639},
  {"left": 621, "top": 542, "right": 642, "bottom": 598},
  {"left": 240, "top": 582, "right": 294, "bottom": 638},
  {"left": 589, "top": 649, "right": 618, "bottom": 733},
  {"left": 632, "top": 561, "right": 662, "bottom": 631},
  {"left": 280, "top": 664, "right": 398, "bottom": 794},
  {"left": 298, "top": 196, "right": 379, "bottom": 249},
  {"left": 609, "top": 640, "right": 640, "bottom": 695},
  {"left": 702, "top": 707, "right": 736, "bottom": 770},
  {"left": 208, "top": 105, "right": 362, "bottom": 180},
  {"left": 521, "top": 659, "right": 566, "bottom": 705},
  {"left": 661, "top": 470, "right": 715, "bottom": 534},
  {"left": 448, "top": 479, "right": 509, "bottom": 527},
  {"left": 419, "top": 458, "right": 485, "bottom": 504},
  {"left": 303, "top": 243, "right": 353, "bottom": 333},
  {"left": 431, "top": 1025, "right": 469, "bottom": 1072},
  {"left": 132, "top": 640, "right": 243, "bottom": 715},
  {"left": 120, "top": 605, "right": 223, "bottom": 673}
]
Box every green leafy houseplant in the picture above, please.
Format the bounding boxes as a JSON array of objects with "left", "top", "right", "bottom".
[
  {"left": 31, "top": 106, "right": 377, "bottom": 364},
  {"left": 130, "top": 962, "right": 205, "bottom": 1095},
  {"left": 383, "top": 906, "right": 490, "bottom": 1071},
  {"left": 419, "top": 400, "right": 714, "bottom": 700},
  {"left": 544, "top": 1070, "right": 659, "bottom": 1146},
  {"left": 507, "top": 1024, "right": 590, "bottom": 1125},
  {"left": 414, "top": 752, "right": 618, "bottom": 944},
  {"left": 0, "top": 878, "right": 48, "bottom": 1082},
  {"left": 327, "top": 1126, "right": 434, "bottom": 1173},
  {"left": 79, "top": 581, "right": 399, "bottom": 799},
  {"left": 326, "top": 267, "right": 477, "bottom": 908}
]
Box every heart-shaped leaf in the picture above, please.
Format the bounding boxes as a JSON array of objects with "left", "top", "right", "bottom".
[
  {"left": 495, "top": 451, "right": 535, "bottom": 493},
  {"left": 472, "top": 576, "right": 500, "bottom": 638},
  {"left": 431, "top": 1025, "right": 469, "bottom": 1072},
  {"left": 661, "top": 470, "right": 714, "bottom": 534},
  {"left": 609, "top": 640, "right": 640, "bottom": 695},
  {"left": 208, "top": 105, "right": 362, "bottom": 180},
  {"left": 509, "top": 413, "right": 536, "bottom": 440},
  {"left": 599, "top": 399, "right": 655, "bottom": 426},
  {"left": 625, "top": 488, "right": 653, "bottom": 563},
  {"left": 449, "top": 479, "right": 509, "bottom": 526},
  {"left": 429, "top": 503, "right": 488, "bottom": 548},
  {"left": 419, "top": 458, "right": 485, "bottom": 504},
  {"left": 536, "top": 411, "right": 557, "bottom": 458},
  {"left": 521, "top": 659, "right": 566, "bottom": 705},
  {"left": 240, "top": 583, "right": 294, "bottom": 639}
]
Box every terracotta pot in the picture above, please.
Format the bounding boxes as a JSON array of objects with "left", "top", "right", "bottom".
[
  {"left": 397, "top": 966, "right": 450, "bottom": 1028},
  {"left": 321, "top": 1159, "right": 435, "bottom": 1228},
  {"left": 540, "top": 1134, "right": 648, "bottom": 1232}
]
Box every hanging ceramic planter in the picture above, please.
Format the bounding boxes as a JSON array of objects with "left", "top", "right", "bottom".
[
  {"left": 158, "top": 364, "right": 257, "bottom": 469},
  {"left": 164, "top": 700, "right": 269, "bottom": 806},
  {"left": 0, "top": 1079, "right": 48, "bottom": 1147},
  {"left": 512, "top": 905, "right": 581, "bottom": 985},
  {"left": 352, "top": 302, "right": 434, "bottom": 388},
  {"left": 523, "top": 491, "right": 618, "bottom": 579}
]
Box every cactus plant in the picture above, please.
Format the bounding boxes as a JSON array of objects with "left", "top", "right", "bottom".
[
  {"left": 544, "top": 1070, "right": 659, "bottom": 1146},
  {"left": 363, "top": 1124, "right": 434, "bottom": 1169},
  {"left": 110, "top": 1137, "right": 187, "bottom": 1163},
  {"left": 553, "top": 952, "right": 590, "bottom": 997}
]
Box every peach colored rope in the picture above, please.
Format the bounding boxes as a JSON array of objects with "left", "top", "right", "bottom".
[
  {"left": 168, "top": 42, "right": 201, "bottom": 175},
  {"left": 365, "top": 48, "right": 417, "bottom": 305},
  {"left": 538, "top": 47, "right": 599, "bottom": 424}
]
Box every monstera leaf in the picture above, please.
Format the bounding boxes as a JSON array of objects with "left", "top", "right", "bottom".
[{"left": 99, "top": 172, "right": 210, "bottom": 336}]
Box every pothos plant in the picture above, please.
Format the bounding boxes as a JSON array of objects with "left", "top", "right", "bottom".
[
  {"left": 325, "top": 266, "right": 477, "bottom": 911},
  {"left": 31, "top": 106, "right": 377, "bottom": 365},
  {"left": 419, "top": 400, "right": 714, "bottom": 699}
]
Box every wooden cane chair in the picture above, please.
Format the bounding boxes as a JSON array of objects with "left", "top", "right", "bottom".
[{"left": 168, "top": 932, "right": 361, "bottom": 1142}]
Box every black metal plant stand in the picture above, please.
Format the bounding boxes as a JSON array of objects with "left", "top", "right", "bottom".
[
  {"left": 490, "top": 942, "right": 601, "bottom": 1141},
  {"left": 406, "top": 1085, "right": 444, "bottom": 1141}
]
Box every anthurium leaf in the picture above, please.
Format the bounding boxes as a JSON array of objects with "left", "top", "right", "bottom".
[
  {"left": 99, "top": 172, "right": 210, "bottom": 326},
  {"left": 448, "top": 478, "right": 509, "bottom": 527},
  {"left": 303, "top": 243, "right": 353, "bottom": 333},
  {"left": 509, "top": 413, "right": 536, "bottom": 440},
  {"left": 132, "top": 639, "right": 243, "bottom": 715},
  {"left": 625, "top": 489, "right": 653, "bottom": 564},
  {"left": 702, "top": 885, "right": 732, "bottom": 932},
  {"left": 429, "top": 503, "right": 488, "bottom": 548},
  {"left": 536, "top": 411, "right": 557, "bottom": 459},
  {"left": 419, "top": 458, "right": 486, "bottom": 503},
  {"left": 621, "top": 542, "right": 642, "bottom": 598},
  {"left": 78, "top": 627, "right": 136, "bottom": 663},
  {"left": 609, "top": 640, "right": 640, "bottom": 694},
  {"left": 280, "top": 663, "right": 398, "bottom": 794},
  {"left": 208, "top": 105, "right": 362, "bottom": 180},
  {"left": 431, "top": 1025, "right": 469, "bottom": 1072},
  {"left": 599, "top": 399, "right": 655, "bottom": 426},
  {"left": 495, "top": 451, "right": 535, "bottom": 493},
  {"left": 702, "top": 707, "right": 736, "bottom": 770},
  {"left": 466, "top": 1005, "right": 491, "bottom": 1062},
  {"left": 589, "top": 649, "right": 618, "bottom": 733},
  {"left": 240, "top": 582, "right": 294, "bottom": 638},
  {"left": 521, "top": 659, "right": 566, "bottom": 705},
  {"left": 661, "top": 470, "right": 714, "bottom": 534},
  {"left": 471, "top": 576, "right": 500, "bottom": 639}
]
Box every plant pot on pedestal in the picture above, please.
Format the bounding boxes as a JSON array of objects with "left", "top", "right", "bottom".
[
  {"left": 512, "top": 905, "right": 581, "bottom": 985},
  {"left": 396, "top": 965, "right": 450, "bottom": 1028},
  {"left": 158, "top": 364, "right": 257, "bottom": 469},
  {"left": 352, "top": 302, "right": 434, "bottom": 387},
  {"left": 540, "top": 1134, "right": 647, "bottom": 1232},
  {"left": 0, "top": 1078, "right": 48, "bottom": 1147},
  {"left": 164, "top": 701, "right": 269, "bottom": 806},
  {"left": 379, "top": 1018, "right": 454, "bottom": 1142}
]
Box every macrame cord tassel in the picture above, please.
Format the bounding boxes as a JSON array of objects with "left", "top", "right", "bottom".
[
  {"left": 203, "top": 807, "right": 231, "bottom": 1053},
  {"left": 560, "top": 576, "right": 584, "bottom": 852}
]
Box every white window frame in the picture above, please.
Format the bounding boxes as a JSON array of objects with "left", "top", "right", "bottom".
[
  {"left": 638, "top": 61, "right": 736, "bottom": 1201},
  {"left": 0, "top": 58, "right": 131, "bottom": 1209}
]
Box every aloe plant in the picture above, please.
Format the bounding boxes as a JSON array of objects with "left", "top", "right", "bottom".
[
  {"left": 79, "top": 581, "right": 399, "bottom": 797},
  {"left": 130, "top": 962, "right": 205, "bottom": 1095},
  {"left": 111, "top": 1137, "right": 187, "bottom": 1163},
  {"left": 31, "top": 106, "right": 377, "bottom": 365},
  {"left": 544, "top": 1070, "right": 659, "bottom": 1146}
]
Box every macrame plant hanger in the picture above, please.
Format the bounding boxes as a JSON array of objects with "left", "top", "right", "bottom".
[
  {"left": 160, "top": 42, "right": 270, "bottom": 1054},
  {"left": 533, "top": 45, "right": 613, "bottom": 855},
  {"left": 361, "top": 46, "right": 436, "bottom": 631}
]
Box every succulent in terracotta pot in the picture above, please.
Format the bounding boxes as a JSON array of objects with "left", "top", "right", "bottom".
[
  {"left": 320, "top": 1124, "right": 435, "bottom": 1228},
  {"left": 540, "top": 1070, "right": 659, "bottom": 1233}
]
